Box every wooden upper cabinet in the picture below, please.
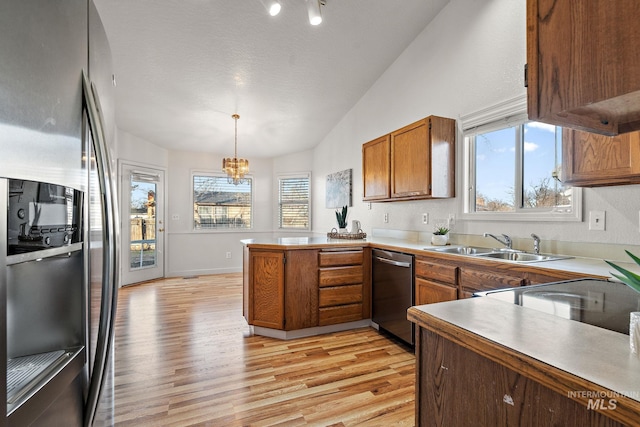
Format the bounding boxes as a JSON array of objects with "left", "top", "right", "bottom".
[
  {"left": 362, "top": 115, "right": 455, "bottom": 202},
  {"left": 562, "top": 128, "right": 640, "bottom": 186},
  {"left": 362, "top": 135, "right": 390, "bottom": 201},
  {"left": 527, "top": 0, "right": 640, "bottom": 136}
]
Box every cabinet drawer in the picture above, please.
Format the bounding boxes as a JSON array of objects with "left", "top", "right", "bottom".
[
  {"left": 318, "top": 250, "right": 364, "bottom": 267},
  {"left": 415, "top": 259, "right": 457, "bottom": 283},
  {"left": 459, "top": 269, "right": 524, "bottom": 293},
  {"left": 319, "top": 265, "right": 363, "bottom": 287},
  {"left": 319, "top": 284, "right": 362, "bottom": 308},
  {"left": 319, "top": 303, "right": 363, "bottom": 326}
]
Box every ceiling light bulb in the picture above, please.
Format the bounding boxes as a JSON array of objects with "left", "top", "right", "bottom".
[
  {"left": 260, "top": 0, "right": 281, "bottom": 17},
  {"left": 306, "top": 0, "right": 322, "bottom": 25}
]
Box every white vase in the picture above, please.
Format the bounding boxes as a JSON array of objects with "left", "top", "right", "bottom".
[
  {"left": 631, "top": 312, "right": 640, "bottom": 355},
  {"left": 431, "top": 233, "right": 449, "bottom": 246}
]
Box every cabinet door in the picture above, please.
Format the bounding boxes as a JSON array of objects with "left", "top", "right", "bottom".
[
  {"left": 249, "top": 251, "right": 284, "bottom": 329},
  {"left": 527, "top": 0, "right": 640, "bottom": 135},
  {"left": 391, "top": 119, "right": 430, "bottom": 198},
  {"left": 562, "top": 128, "right": 640, "bottom": 186},
  {"left": 285, "top": 250, "right": 319, "bottom": 330},
  {"left": 416, "top": 278, "right": 457, "bottom": 305},
  {"left": 362, "top": 135, "right": 390, "bottom": 201}
]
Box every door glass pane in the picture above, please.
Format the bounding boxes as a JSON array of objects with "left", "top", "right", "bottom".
[{"left": 129, "top": 177, "right": 156, "bottom": 269}]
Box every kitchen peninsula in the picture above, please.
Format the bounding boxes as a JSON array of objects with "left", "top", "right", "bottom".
[
  {"left": 408, "top": 296, "right": 640, "bottom": 426},
  {"left": 241, "top": 234, "right": 624, "bottom": 339}
]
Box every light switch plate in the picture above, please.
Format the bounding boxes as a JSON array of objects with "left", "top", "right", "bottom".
[{"left": 589, "top": 210, "right": 605, "bottom": 231}]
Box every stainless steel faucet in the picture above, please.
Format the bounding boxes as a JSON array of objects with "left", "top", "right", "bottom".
[
  {"left": 483, "top": 232, "right": 512, "bottom": 249},
  {"left": 531, "top": 233, "right": 541, "bottom": 254}
]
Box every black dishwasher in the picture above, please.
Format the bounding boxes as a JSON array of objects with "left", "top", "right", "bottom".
[{"left": 372, "top": 249, "right": 415, "bottom": 345}]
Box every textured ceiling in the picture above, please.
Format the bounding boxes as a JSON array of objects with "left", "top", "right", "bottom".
[{"left": 93, "top": 0, "right": 449, "bottom": 158}]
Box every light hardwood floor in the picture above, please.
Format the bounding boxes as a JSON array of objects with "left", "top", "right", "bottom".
[{"left": 113, "top": 273, "right": 416, "bottom": 426}]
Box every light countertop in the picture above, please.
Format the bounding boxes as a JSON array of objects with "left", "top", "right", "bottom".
[
  {"left": 241, "top": 234, "right": 639, "bottom": 280},
  {"left": 408, "top": 297, "right": 640, "bottom": 422}
]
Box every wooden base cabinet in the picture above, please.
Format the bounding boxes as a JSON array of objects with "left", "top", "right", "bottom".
[
  {"left": 414, "top": 257, "right": 458, "bottom": 305},
  {"left": 318, "top": 248, "right": 370, "bottom": 326},
  {"left": 246, "top": 249, "right": 319, "bottom": 331},
  {"left": 415, "top": 328, "right": 626, "bottom": 427}
]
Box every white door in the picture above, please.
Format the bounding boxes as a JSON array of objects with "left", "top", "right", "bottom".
[{"left": 120, "top": 163, "right": 165, "bottom": 285}]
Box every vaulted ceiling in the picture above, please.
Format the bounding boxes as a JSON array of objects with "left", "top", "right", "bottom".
[{"left": 93, "top": 0, "right": 449, "bottom": 158}]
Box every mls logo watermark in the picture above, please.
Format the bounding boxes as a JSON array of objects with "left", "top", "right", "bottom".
[
  {"left": 568, "top": 390, "right": 640, "bottom": 410},
  {"left": 586, "top": 398, "right": 617, "bottom": 411}
]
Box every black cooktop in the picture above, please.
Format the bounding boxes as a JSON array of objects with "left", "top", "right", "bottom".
[{"left": 475, "top": 279, "right": 640, "bottom": 335}]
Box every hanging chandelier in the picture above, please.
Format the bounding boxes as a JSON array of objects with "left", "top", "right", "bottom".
[{"left": 222, "top": 114, "right": 250, "bottom": 185}]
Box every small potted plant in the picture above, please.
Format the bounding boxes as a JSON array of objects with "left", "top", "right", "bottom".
[
  {"left": 431, "top": 226, "right": 449, "bottom": 246},
  {"left": 335, "top": 205, "right": 348, "bottom": 232}
]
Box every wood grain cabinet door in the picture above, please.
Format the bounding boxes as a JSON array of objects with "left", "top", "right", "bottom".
[
  {"left": 249, "top": 250, "right": 284, "bottom": 329},
  {"left": 391, "top": 119, "right": 430, "bottom": 199},
  {"left": 562, "top": 128, "right": 640, "bottom": 186},
  {"left": 362, "top": 135, "right": 391, "bottom": 201},
  {"left": 416, "top": 278, "right": 457, "bottom": 305},
  {"left": 527, "top": 0, "right": 640, "bottom": 135}
]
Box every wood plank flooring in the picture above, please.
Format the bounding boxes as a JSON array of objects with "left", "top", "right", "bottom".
[{"left": 113, "top": 273, "right": 416, "bottom": 426}]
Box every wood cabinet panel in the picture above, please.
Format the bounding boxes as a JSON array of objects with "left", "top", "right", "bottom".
[
  {"left": 527, "top": 0, "right": 640, "bottom": 135},
  {"left": 318, "top": 250, "right": 364, "bottom": 267},
  {"left": 391, "top": 119, "right": 430, "bottom": 198},
  {"left": 319, "top": 284, "right": 363, "bottom": 308},
  {"left": 415, "top": 278, "right": 457, "bottom": 306},
  {"left": 285, "top": 250, "right": 319, "bottom": 330},
  {"left": 562, "top": 128, "right": 640, "bottom": 186},
  {"left": 319, "top": 303, "right": 363, "bottom": 326},
  {"left": 459, "top": 268, "right": 524, "bottom": 295},
  {"left": 249, "top": 250, "right": 284, "bottom": 329},
  {"left": 362, "top": 135, "right": 390, "bottom": 201},
  {"left": 417, "top": 328, "right": 626, "bottom": 426},
  {"left": 415, "top": 259, "right": 456, "bottom": 283},
  {"left": 318, "top": 265, "right": 363, "bottom": 287}
]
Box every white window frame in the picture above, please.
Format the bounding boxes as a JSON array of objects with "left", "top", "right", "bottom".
[
  {"left": 191, "top": 171, "right": 254, "bottom": 231},
  {"left": 461, "top": 95, "right": 582, "bottom": 222},
  {"left": 276, "top": 172, "right": 311, "bottom": 231}
]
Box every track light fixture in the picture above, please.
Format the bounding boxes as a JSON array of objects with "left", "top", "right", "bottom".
[
  {"left": 306, "top": 0, "right": 322, "bottom": 25},
  {"left": 259, "top": 0, "right": 281, "bottom": 16}
]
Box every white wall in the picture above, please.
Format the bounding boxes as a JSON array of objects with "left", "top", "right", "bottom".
[
  {"left": 300, "top": 0, "right": 640, "bottom": 251},
  {"left": 118, "top": 0, "right": 640, "bottom": 278}
]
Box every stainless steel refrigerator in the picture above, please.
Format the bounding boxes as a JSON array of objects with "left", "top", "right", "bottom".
[{"left": 0, "top": 1, "right": 119, "bottom": 425}]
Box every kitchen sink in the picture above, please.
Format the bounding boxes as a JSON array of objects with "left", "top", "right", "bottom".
[
  {"left": 425, "top": 246, "right": 571, "bottom": 263},
  {"left": 475, "top": 251, "right": 571, "bottom": 263},
  {"left": 429, "top": 246, "right": 494, "bottom": 255}
]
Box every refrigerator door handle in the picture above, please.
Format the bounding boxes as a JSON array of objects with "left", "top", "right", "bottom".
[{"left": 82, "top": 70, "right": 120, "bottom": 427}]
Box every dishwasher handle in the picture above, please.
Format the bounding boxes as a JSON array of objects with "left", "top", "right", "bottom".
[{"left": 374, "top": 256, "right": 412, "bottom": 268}]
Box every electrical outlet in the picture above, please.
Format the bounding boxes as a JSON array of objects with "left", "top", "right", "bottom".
[
  {"left": 367, "top": 202, "right": 372, "bottom": 210},
  {"left": 422, "top": 213, "right": 429, "bottom": 224},
  {"left": 172, "top": 214, "right": 179, "bottom": 220},
  {"left": 225, "top": 252, "right": 232, "bottom": 259},
  {"left": 586, "top": 291, "right": 604, "bottom": 312},
  {"left": 588, "top": 210, "right": 605, "bottom": 231},
  {"left": 384, "top": 213, "right": 389, "bottom": 223}
]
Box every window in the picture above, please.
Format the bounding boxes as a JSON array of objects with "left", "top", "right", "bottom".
[
  {"left": 278, "top": 173, "right": 311, "bottom": 229},
  {"left": 462, "top": 97, "right": 581, "bottom": 221},
  {"left": 192, "top": 174, "right": 252, "bottom": 229}
]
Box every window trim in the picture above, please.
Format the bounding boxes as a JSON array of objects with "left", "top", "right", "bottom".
[
  {"left": 460, "top": 95, "right": 582, "bottom": 223},
  {"left": 276, "top": 172, "right": 311, "bottom": 231},
  {"left": 191, "top": 171, "right": 254, "bottom": 232}
]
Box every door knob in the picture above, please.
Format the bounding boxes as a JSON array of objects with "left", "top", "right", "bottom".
[{"left": 158, "top": 228, "right": 165, "bottom": 232}]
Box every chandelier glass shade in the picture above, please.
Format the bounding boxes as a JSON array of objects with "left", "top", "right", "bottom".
[{"left": 222, "top": 114, "right": 250, "bottom": 185}]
